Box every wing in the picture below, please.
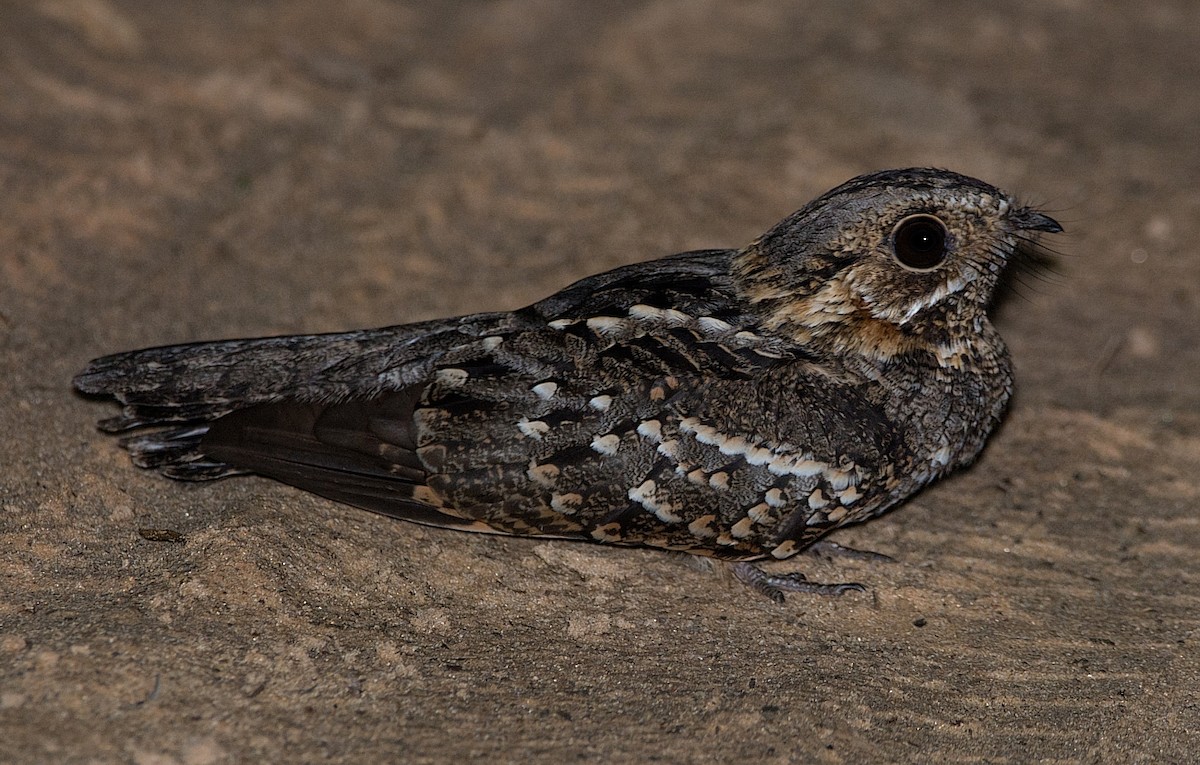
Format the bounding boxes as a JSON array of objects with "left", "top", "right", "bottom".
[
  {"left": 73, "top": 248, "right": 740, "bottom": 464},
  {"left": 82, "top": 247, "right": 906, "bottom": 558},
  {"left": 200, "top": 249, "right": 904, "bottom": 560}
]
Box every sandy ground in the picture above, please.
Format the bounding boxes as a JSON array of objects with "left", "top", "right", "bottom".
[{"left": 2, "top": 2, "right": 1198, "bottom": 762}]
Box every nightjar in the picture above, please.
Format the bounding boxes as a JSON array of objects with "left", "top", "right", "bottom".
[{"left": 74, "top": 168, "right": 1062, "bottom": 601}]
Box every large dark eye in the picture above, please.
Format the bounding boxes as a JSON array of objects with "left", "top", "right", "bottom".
[{"left": 892, "top": 215, "right": 948, "bottom": 270}]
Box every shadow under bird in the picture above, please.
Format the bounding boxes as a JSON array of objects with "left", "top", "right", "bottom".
[{"left": 74, "top": 168, "right": 1062, "bottom": 601}]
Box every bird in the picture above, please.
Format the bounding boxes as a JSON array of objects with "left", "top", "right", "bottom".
[{"left": 73, "top": 168, "right": 1062, "bottom": 602}]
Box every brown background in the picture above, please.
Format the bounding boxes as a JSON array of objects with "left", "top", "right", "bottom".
[{"left": 2, "top": 2, "right": 1198, "bottom": 762}]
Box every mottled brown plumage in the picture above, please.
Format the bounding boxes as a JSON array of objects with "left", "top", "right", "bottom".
[{"left": 74, "top": 168, "right": 1061, "bottom": 601}]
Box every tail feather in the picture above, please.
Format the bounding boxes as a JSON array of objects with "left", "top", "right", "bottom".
[
  {"left": 98, "top": 403, "right": 236, "bottom": 433},
  {"left": 116, "top": 425, "right": 245, "bottom": 480},
  {"left": 73, "top": 323, "right": 456, "bottom": 480},
  {"left": 201, "top": 397, "right": 493, "bottom": 531},
  {"left": 75, "top": 337, "right": 319, "bottom": 433},
  {"left": 74, "top": 320, "right": 458, "bottom": 420},
  {"left": 74, "top": 338, "right": 300, "bottom": 480}
]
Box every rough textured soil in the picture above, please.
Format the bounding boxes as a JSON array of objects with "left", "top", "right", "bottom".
[{"left": 2, "top": 2, "right": 1198, "bottom": 762}]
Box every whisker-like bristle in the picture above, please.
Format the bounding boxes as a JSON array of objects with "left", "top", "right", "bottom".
[{"left": 994, "top": 234, "right": 1067, "bottom": 305}]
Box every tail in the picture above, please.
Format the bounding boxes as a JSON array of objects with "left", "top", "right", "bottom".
[
  {"left": 73, "top": 323, "right": 450, "bottom": 480},
  {"left": 74, "top": 330, "right": 501, "bottom": 533}
]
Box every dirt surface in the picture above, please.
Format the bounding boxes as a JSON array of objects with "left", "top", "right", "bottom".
[{"left": 2, "top": 2, "right": 1198, "bottom": 762}]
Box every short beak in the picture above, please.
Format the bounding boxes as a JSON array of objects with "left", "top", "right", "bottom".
[{"left": 1010, "top": 208, "right": 1063, "bottom": 234}]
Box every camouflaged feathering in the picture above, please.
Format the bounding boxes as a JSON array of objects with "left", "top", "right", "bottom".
[{"left": 75, "top": 168, "right": 1062, "bottom": 601}]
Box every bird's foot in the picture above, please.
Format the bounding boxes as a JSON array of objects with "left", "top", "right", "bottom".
[{"left": 732, "top": 562, "right": 865, "bottom": 603}]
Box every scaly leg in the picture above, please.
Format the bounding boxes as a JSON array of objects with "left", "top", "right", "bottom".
[{"left": 732, "top": 562, "right": 865, "bottom": 603}]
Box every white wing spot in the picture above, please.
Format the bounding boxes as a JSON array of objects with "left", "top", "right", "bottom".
[
  {"left": 764, "top": 488, "right": 786, "bottom": 508},
  {"left": 588, "top": 395, "right": 613, "bottom": 411},
  {"left": 628, "top": 479, "right": 656, "bottom": 502},
  {"left": 586, "top": 316, "right": 626, "bottom": 335},
  {"left": 548, "top": 318, "right": 573, "bottom": 330},
  {"left": 838, "top": 486, "right": 862, "bottom": 505},
  {"left": 591, "top": 433, "right": 621, "bottom": 455},
  {"left": 628, "top": 304, "right": 691, "bottom": 325},
  {"left": 628, "top": 479, "right": 683, "bottom": 523},
  {"left": 827, "top": 469, "right": 853, "bottom": 491},
  {"left": 698, "top": 316, "right": 733, "bottom": 333},
  {"left": 517, "top": 418, "right": 549, "bottom": 439},
  {"left": 680, "top": 417, "right": 840, "bottom": 481},
  {"left": 808, "top": 489, "right": 829, "bottom": 510},
  {"left": 744, "top": 445, "right": 774, "bottom": 466},
  {"left": 768, "top": 454, "right": 825, "bottom": 478},
  {"left": 716, "top": 435, "right": 748, "bottom": 456},
  {"left": 481, "top": 336, "right": 503, "bottom": 350},
  {"left": 532, "top": 381, "right": 558, "bottom": 400},
  {"left": 660, "top": 308, "right": 691, "bottom": 325},
  {"left": 628, "top": 304, "right": 662, "bottom": 320},
  {"left": 635, "top": 419, "right": 662, "bottom": 441}
]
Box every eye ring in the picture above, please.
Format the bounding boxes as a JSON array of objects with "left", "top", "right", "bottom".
[{"left": 891, "top": 214, "right": 949, "bottom": 271}]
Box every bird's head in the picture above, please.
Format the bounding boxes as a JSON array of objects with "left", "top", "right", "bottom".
[{"left": 734, "top": 168, "right": 1062, "bottom": 356}]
